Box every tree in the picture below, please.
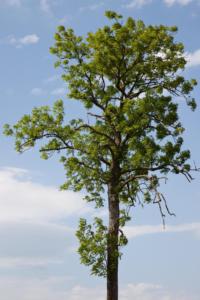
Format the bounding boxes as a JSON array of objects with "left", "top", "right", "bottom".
[{"left": 4, "top": 11, "right": 198, "bottom": 300}]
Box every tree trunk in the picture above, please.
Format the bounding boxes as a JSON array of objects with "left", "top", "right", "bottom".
[{"left": 107, "top": 183, "right": 119, "bottom": 300}]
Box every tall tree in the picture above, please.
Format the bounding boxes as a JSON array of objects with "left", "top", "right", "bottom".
[{"left": 4, "top": 11, "right": 198, "bottom": 300}]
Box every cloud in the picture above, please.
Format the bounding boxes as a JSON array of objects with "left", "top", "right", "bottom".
[
  {"left": 185, "top": 49, "right": 200, "bottom": 67},
  {"left": 0, "top": 167, "right": 89, "bottom": 223},
  {"left": 66, "top": 284, "right": 168, "bottom": 300},
  {"left": 120, "top": 283, "right": 169, "bottom": 300},
  {"left": 0, "top": 0, "right": 55, "bottom": 13},
  {"left": 124, "top": 0, "right": 197, "bottom": 8},
  {"left": 119, "top": 283, "right": 195, "bottom": 300},
  {"left": 0, "top": 276, "right": 71, "bottom": 300},
  {"left": 67, "top": 285, "right": 105, "bottom": 300},
  {"left": 19, "top": 34, "right": 39, "bottom": 45},
  {"left": 0, "top": 279, "right": 196, "bottom": 300},
  {"left": 5, "top": 34, "right": 39, "bottom": 48},
  {"left": 0, "top": 167, "right": 199, "bottom": 291},
  {"left": 124, "top": 0, "right": 152, "bottom": 8},
  {"left": 164, "top": 0, "right": 193, "bottom": 6},
  {"left": 0, "top": 0, "right": 21, "bottom": 6},
  {"left": 124, "top": 222, "right": 200, "bottom": 239},
  {"left": 0, "top": 166, "right": 83, "bottom": 268}
]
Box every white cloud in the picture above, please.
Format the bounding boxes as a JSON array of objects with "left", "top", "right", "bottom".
[
  {"left": 19, "top": 34, "right": 39, "bottom": 45},
  {"left": 0, "top": 279, "right": 196, "bottom": 300},
  {"left": 0, "top": 0, "right": 21, "bottom": 6},
  {"left": 0, "top": 167, "right": 80, "bottom": 268},
  {"left": 0, "top": 276, "right": 71, "bottom": 300},
  {"left": 0, "top": 0, "right": 55, "bottom": 12},
  {"left": 124, "top": 222, "right": 200, "bottom": 239},
  {"left": 66, "top": 284, "right": 169, "bottom": 300},
  {"left": 124, "top": 0, "right": 152, "bottom": 8},
  {"left": 124, "top": 0, "right": 198, "bottom": 8},
  {"left": 120, "top": 283, "right": 168, "bottom": 300},
  {"left": 185, "top": 49, "right": 200, "bottom": 67},
  {"left": 0, "top": 167, "right": 89, "bottom": 223},
  {"left": 5, "top": 34, "right": 39, "bottom": 48},
  {"left": 0, "top": 167, "right": 200, "bottom": 290},
  {"left": 119, "top": 283, "right": 195, "bottom": 300},
  {"left": 67, "top": 285, "right": 105, "bottom": 300},
  {"left": 164, "top": 0, "right": 193, "bottom": 6}
]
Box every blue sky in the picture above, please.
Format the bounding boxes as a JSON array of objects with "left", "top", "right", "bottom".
[{"left": 0, "top": 0, "right": 200, "bottom": 299}]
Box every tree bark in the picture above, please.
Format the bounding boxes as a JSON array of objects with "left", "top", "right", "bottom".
[{"left": 107, "top": 182, "right": 119, "bottom": 300}]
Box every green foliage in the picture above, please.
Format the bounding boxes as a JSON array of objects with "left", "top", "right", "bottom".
[
  {"left": 76, "top": 217, "right": 128, "bottom": 277},
  {"left": 4, "top": 11, "right": 197, "bottom": 277},
  {"left": 76, "top": 218, "right": 107, "bottom": 277},
  {"left": 105, "top": 10, "right": 122, "bottom": 20}
]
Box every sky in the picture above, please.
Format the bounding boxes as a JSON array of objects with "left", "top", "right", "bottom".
[{"left": 0, "top": 0, "right": 200, "bottom": 299}]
